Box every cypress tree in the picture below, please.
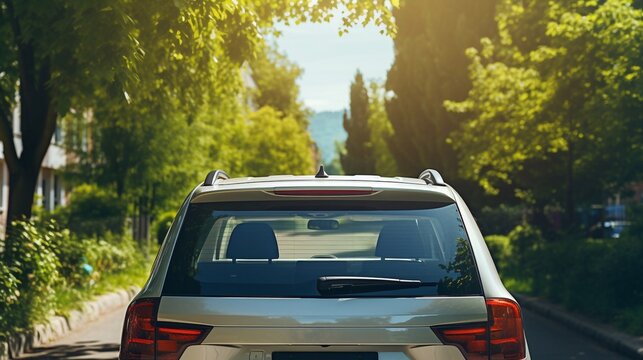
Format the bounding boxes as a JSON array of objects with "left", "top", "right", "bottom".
[
  {"left": 341, "top": 71, "right": 376, "bottom": 175},
  {"left": 385, "top": 0, "right": 498, "bottom": 178}
]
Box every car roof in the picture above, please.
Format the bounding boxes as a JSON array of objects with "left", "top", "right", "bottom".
[{"left": 191, "top": 175, "right": 456, "bottom": 204}]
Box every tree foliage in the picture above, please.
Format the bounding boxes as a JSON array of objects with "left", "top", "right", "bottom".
[
  {"left": 367, "top": 81, "right": 398, "bottom": 176},
  {"left": 64, "top": 95, "right": 211, "bottom": 217},
  {"left": 447, "top": 0, "right": 643, "bottom": 222},
  {"left": 244, "top": 106, "right": 315, "bottom": 176},
  {"left": 341, "top": 71, "right": 376, "bottom": 175},
  {"left": 0, "top": 0, "right": 397, "bottom": 237},
  {"left": 53, "top": 184, "right": 127, "bottom": 238},
  {"left": 210, "top": 105, "right": 315, "bottom": 177},
  {"left": 385, "top": 0, "right": 498, "bottom": 178},
  {"left": 249, "top": 45, "right": 311, "bottom": 126}
]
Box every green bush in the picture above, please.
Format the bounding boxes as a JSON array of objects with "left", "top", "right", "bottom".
[
  {"left": 477, "top": 205, "right": 524, "bottom": 235},
  {"left": 493, "top": 222, "right": 643, "bottom": 335},
  {"left": 539, "top": 236, "right": 643, "bottom": 324},
  {"left": 85, "top": 237, "right": 140, "bottom": 276},
  {"left": 624, "top": 204, "right": 643, "bottom": 236},
  {"left": 154, "top": 211, "right": 176, "bottom": 245},
  {"left": 507, "top": 224, "right": 546, "bottom": 280},
  {"left": 0, "top": 219, "right": 145, "bottom": 336},
  {"left": 0, "top": 262, "right": 20, "bottom": 337},
  {"left": 60, "top": 184, "right": 127, "bottom": 238},
  {"left": 2, "top": 220, "right": 61, "bottom": 330},
  {"left": 484, "top": 235, "right": 511, "bottom": 272},
  {"left": 48, "top": 224, "right": 89, "bottom": 287}
]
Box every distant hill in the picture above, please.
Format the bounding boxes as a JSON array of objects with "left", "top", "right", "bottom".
[{"left": 308, "top": 111, "right": 346, "bottom": 164}]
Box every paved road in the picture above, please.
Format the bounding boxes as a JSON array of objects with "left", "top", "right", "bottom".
[
  {"left": 21, "top": 306, "right": 125, "bottom": 359},
  {"left": 523, "top": 309, "right": 630, "bottom": 359},
  {"left": 21, "top": 306, "right": 631, "bottom": 359}
]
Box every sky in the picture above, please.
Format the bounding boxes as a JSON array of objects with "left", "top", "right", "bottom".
[{"left": 273, "top": 18, "right": 394, "bottom": 113}]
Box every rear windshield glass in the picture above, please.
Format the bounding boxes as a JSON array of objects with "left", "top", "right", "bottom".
[{"left": 163, "top": 201, "right": 482, "bottom": 298}]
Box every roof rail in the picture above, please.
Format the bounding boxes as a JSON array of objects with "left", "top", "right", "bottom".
[
  {"left": 203, "top": 170, "right": 229, "bottom": 186},
  {"left": 419, "top": 169, "right": 446, "bottom": 186}
]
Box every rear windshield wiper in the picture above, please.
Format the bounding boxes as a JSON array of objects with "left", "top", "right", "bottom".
[{"left": 317, "top": 276, "right": 438, "bottom": 296}]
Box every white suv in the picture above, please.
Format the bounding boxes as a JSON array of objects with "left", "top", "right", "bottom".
[{"left": 120, "top": 167, "right": 530, "bottom": 360}]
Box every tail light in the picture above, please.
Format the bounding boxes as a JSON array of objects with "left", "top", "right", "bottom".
[
  {"left": 433, "top": 323, "right": 489, "bottom": 360},
  {"left": 432, "top": 298, "right": 526, "bottom": 360},
  {"left": 120, "top": 299, "right": 156, "bottom": 359},
  {"left": 120, "top": 299, "right": 211, "bottom": 360},
  {"left": 156, "top": 325, "right": 210, "bottom": 360},
  {"left": 488, "top": 298, "right": 526, "bottom": 360}
]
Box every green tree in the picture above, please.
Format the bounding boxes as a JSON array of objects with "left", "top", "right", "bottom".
[
  {"left": 0, "top": 0, "right": 138, "bottom": 235},
  {"left": 447, "top": 0, "right": 643, "bottom": 225},
  {"left": 341, "top": 71, "right": 376, "bottom": 175},
  {"left": 229, "top": 106, "right": 314, "bottom": 176},
  {"left": 0, "top": 0, "right": 397, "bottom": 238},
  {"left": 64, "top": 97, "right": 210, "bottom": 226},
  {"left": 245, "top": 106, "right": 314, "bottom": 176},
  {"left": 326, "top": 150, "right": 345, "bottom": 175},
  {"left": 385, "top": 0, "right": 498, "bottom": 178},
  {"left": 367, "top": 81, "right": 398, "bottom": 176},
  {"left": 249, "top": 45, "right": 311, "bottom": 127}
]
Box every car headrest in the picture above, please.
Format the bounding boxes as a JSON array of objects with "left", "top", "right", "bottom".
[
  {"left": 375, "top": 220, "right": 427, "bottom": 259},
  {"left": 226, "top": 223, "right": 279, "bottom": 260}
]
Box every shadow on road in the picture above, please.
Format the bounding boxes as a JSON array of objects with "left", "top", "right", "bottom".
[{"left": 22, "top": 340, "right": 119, "bottom": 359}]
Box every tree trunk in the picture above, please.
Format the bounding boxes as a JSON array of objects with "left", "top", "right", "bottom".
[
  {"left": 4, "top": 165, "right": 39, "bottom": 260},
  {"left": 6, "top": 166, "right": 39, "bottom": 225},
  {"left": 565, "top": 140, "right": 575, "bottom": 228},
  {"left": 133, "top": 196, "right": 151, "bottom": 260},
  {"left": 1, "top": 0, "right": 57, "bottom": 252}
]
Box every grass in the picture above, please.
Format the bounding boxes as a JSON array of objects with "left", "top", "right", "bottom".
[
  {"left": 614, "top": 305, "right": 643, "bottom": 336},
  {"left": 53, "top": 258, "right": 153, "bottom": 318}
]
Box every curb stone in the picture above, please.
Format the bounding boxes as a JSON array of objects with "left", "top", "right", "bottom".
[
  {"left": 5, "top": 286, "right": 140, "bottom": 359},
  {"left": 515, "top": 293, "right": 643, "bottom": 359}
]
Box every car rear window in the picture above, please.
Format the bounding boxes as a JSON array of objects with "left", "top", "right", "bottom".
[{"left": 163, "top": 201, "right": 482, "bottom": 298}]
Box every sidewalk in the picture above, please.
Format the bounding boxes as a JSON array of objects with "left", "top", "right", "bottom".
[
  {"left": 515, "top": 293, "right": 643, "bottom": 359},
  {"left": 18, "top": 304, "right": 126, "bottom": 359},
  {"left": 1, "top": 287, "right": 140, "bottom": 360}
]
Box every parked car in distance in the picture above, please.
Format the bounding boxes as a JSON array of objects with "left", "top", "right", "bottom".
[
  {"left": 588, "top": 220, "right": 631, "bottom": 239},
  {"left": 603, "top": 220, "right": 630, "bottom": 238},
  {"left": 120, "top": 167, "right": 530, "bottom": 360}
]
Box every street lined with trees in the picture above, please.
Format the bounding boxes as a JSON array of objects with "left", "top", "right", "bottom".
[{"left": 0, "top": 0, "right": 641, "bottom": 351}]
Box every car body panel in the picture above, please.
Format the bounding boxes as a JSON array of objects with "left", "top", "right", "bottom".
[
  {"left": 191, "top": 178, "right": 456, "bottom": 204},
  {"left": 179, "top": 344, "right": 466, "bottom": 360},
  {"left": 158, "top": 296, "right": 485, "bottom": 352},
  {"left": 158, "top": 296, "right": 486, "bottom": 328}
]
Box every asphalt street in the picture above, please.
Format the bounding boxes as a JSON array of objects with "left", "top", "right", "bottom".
[
  {"left": 20, "top": 306, "right": 126, "bottom": 359},
  {"left": 20, "top": 306, "right": 631, "bottom": 359},
  {"left": 522, "top": 309, "right": 630, "bottom": 359}
]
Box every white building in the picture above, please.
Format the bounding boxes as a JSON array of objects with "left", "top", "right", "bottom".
[{"left": 0, "top": 105, "right": 67, "bottom": 227}]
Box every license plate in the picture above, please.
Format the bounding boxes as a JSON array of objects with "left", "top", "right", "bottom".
[{"left": 272, "top": 352, "right": 378, "bottom": 360}]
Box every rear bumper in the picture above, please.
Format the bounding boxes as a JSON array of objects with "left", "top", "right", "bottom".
[
  {"left": 156, "top": 296, "right": 530, "bottom": 360},
  {"left": 179, "top": 345, "right": 467, "bottom": 360}
]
